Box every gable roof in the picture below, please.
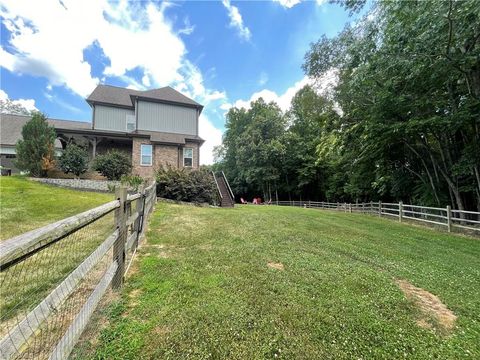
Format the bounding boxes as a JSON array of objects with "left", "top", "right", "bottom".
[
  {"left": 0, "top": 114, "right": 91, "bottom": 146},
  {"left": 86, "top": 85, "right": 202, "bottom": 109}
]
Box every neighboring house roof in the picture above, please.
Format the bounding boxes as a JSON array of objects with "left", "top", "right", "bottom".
[
  {"left": 86, "top": 84, "right": 203, "bottom": 109},
  {"left": 0, "top": 113, "right": 205, "bottom": 148},
  {"left": 0, "top": 113, "right": 91, "bottom": 147}
]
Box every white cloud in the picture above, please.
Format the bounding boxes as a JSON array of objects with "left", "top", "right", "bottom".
[
  {"left": 273, "top": 0, "right": 302, "bottom": 9},
  {"left": 229, "top": 69, "right": 338, "bottom": 112},
  {"left": 274, "top": 0, "right": 327, "bottom": 8},
  {"left": 0, "top": 0, "right": 222, "bottom": 103},
  {"left": 0, "top": 89, "right": 38, "bottom": 112},
  {"left": 221, "top": 0, "right": 251, "bottom": 41},
  {"left": 198, "top": 114, "right": 223, "bottom": 165}
]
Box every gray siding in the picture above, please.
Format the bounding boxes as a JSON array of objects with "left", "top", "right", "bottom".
[
  {"left": 137, "top": 101, "right": 197, "bottom": 135},
  {"left": 94, "top": 105, "right": 134, "bottom": 132}
]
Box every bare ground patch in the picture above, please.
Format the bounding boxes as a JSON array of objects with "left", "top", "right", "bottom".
[
  {"left": 396, "top": 279, "right": 457, "bottom": 335},
  {"left": 267, "top": 262, "right": 284, "bottom": 271}
]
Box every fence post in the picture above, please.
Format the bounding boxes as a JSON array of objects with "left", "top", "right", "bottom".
[
  {"left": 446, "top": 205, "right": 452, "bottom": 232},
  {"left": 344, "top": 202, "right": 347, "bottom": 213},
  {"left": 362, "top": 203, "right": 365, "bottom": 214},
  {"left": 113, "top": 186, "right": 127, "bottom": 290},
  {"left": 399, "top": 201, "right": 403, "bottom": 223},
  {"left": 378, "top": 201, "right": 382, "bottom": 217},
  {"left": 134, "top": 185, "right": 145, "bottom": 248},
  {"left": 349, "top": 203, "right": 352, "bottom": 213}
]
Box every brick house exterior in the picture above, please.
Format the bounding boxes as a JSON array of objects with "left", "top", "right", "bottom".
[{"left": 0, "top": 85, "right": 204, "bottom": 178}]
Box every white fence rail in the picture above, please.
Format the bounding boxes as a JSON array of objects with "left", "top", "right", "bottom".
[{"left": 275, "top": 200, "right": 480, "bottom": 235}]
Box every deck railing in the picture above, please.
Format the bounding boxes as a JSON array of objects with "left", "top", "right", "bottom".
[{"left": 0, "top": 182, "right": 156, "bottom": 359}]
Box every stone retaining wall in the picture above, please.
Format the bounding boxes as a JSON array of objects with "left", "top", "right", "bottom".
[{"left": 30, "top": 178, "right": 120, "bottom": 192}]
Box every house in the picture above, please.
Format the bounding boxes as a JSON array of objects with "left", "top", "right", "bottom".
[{"left": 0, "top": 85, "right": 205, "bottom": 178}]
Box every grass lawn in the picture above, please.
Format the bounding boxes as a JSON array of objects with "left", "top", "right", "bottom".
[
  {"left": 76, "top": 203, "right": 480, "bottom": 359},
  {"left": 0, "top": 176, "right": 115, "bottom": 337},
  {"left": 0, "top": 176, "right": 112, "bottom": 240}
]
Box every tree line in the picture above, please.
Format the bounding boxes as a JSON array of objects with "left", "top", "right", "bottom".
[{"left": 214, "top": 0, "right": 480, "bottom": 211}]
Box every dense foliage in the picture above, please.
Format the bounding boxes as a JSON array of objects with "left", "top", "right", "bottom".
[
  {"left": 156, "top": 166, "right": 219, "bottom": 205},
  {"left": 216, "top": 0, "right": 480, "bottom": 210},
  {"left": 121, "top": 174, "right": 144, "bottom": 191},
  {"left": 15, "top": 112, "right": 56, "bottom": 177},
  {"left": 58, "top": 143, "right": 89, "bottom": 177},
  {"left": 92, "top": 150, "right": 132, "bottom": 180}
]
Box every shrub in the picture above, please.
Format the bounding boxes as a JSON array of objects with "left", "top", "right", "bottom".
[
  {"left": 58, "top": 143, "right": 89, "bottom": 177},
  {"left": 121, "top": 174, "right": 144, "bottom": 191},
  {"left": 15, "top": 112, "right": 56, "bottom": 177},
  {"left": 155, "top": 166, "right": 219, "bottom": 205},
  {"left": 92, "top": 150, "right": 131, "bottom": 180}
]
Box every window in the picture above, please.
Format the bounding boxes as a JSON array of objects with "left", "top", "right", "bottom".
[
  {"left": 140, "top": 144, "right": 153, "bottom": 166},
  {"left": 183, "top": 148, "right": 193, "bottom": 167},
  {"left": 126, "top": 114, "right": 136, "bottom": 132}
]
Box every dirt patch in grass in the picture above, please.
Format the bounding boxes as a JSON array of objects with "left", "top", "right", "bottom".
[
  {"left": 128, "top": 289, "right": 142, "bottom": 308},
  {"left": 267, "top": 262, "right": 284, "bottom": 271},
  {"left": 396, "top": 279, "right": 457, "bottom": 335}
]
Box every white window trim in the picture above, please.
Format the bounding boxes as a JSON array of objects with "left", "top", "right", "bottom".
[
  {"left": 140, "top": 144, "right": 153, "bottom": 166},
  {"left": 183, "top": 147, "right": 193, "bottom": 167}
]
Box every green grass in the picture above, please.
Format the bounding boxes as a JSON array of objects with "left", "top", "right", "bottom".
[
  {"left": 0, "top": 176, "right": 112, "bottom": 240},
  {"left": 76, "top": 203, "right": 480, "bottom": 359},
  {"left": 0, "top": 176, "right": 115, "bottom": 327}
]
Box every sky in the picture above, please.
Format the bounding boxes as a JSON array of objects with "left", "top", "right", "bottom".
[{"left": 0, "top": 0, "right": 366, "bottom": 164}]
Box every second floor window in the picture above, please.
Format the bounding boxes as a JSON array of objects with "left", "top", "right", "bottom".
[
  {"left": 183, "top": 148, "right": 193, "bottom": 167},
  {"left": 141, "top": 144, "right": 153, "bottom": 166}
]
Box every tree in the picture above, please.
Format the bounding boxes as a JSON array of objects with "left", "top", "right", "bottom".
[
  {"left": 0, "top": 99, "right": 32, "bottom": 115},
  {"left": 58, "top": 143, "right": 89, "bottom": 178},
  {"left": 15, "top": 112, "right": 56, "bottom": 177},
  {"left": 219, "top": 98, "right": 286, "bottom": 201},
  {"left": 303, "top": 0, "right": 480, "bottom": 210},
  {"left": 92, "top": 150, "right": 132, "bottom": 180}
]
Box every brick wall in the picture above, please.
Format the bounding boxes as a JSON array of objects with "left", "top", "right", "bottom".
[{"left": 132, "top": 137, "right": 201, "bottom": 179}]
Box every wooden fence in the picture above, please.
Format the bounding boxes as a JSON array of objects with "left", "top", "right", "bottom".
[
  {"left": 0, "top": 182, "right": 157, "bottom": 359},
  {"left": 276, "top": 200, "right": 480, "bottom": 235}
]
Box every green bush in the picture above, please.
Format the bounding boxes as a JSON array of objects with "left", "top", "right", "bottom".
[
  {"left": 58, "top": 143, "right": 89, "bottom": 177},
  {"left": 155, "top": 166, "right": 219, "bottom": 205},
  {"left": 92, "top": 150, "right": 131, "bottom": 180},
  {"left": 15, "top": 112, "right": 56, "bottom": 177},
  {"left": 121, "top": 174, "right": 144, "bottom": 191}
]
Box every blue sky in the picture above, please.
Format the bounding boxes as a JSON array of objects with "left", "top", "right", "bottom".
[{"left": 0, "top": 0, "right": 366, "bottom": 163}]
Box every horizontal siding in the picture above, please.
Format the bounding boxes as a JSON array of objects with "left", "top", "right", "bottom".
[
  {"left": 137, "top": 101, "right": 196, "bottom": 135},
  {"left": 94, "top": 105, "right": 134, "bottom": 132}
]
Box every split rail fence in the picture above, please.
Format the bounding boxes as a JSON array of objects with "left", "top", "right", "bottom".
[
  {"left": 276, "top": 200, "right": 480, "bottom": 235},
  {"left": 0, "top": 182, "right": 157, "bottom": 359}
]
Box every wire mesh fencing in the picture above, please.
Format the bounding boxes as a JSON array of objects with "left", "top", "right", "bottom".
[{"left": 0, "top": 182, "right": 157, "bottom": 359}]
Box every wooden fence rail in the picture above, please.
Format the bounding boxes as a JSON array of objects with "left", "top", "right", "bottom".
[
  {"left": 0, "top": 182, "right": 157, "bottom": 360},
  {"left": 275, "top": 200, "right": 480, "bottom": 235}
]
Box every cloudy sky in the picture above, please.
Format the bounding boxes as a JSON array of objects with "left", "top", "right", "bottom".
[{"left": 0, "top": 0, "right": 365, "bottom": 164}]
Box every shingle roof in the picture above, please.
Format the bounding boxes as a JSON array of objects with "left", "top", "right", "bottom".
[
  {"left": 86, "top": 85, "right": 202, "bottom": 108},
  {"left": 0, "top": 114, "right": 91, "bottom": 146}
]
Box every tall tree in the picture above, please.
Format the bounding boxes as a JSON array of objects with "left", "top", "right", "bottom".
[
  {"left": 15, "top": 112, "right": 56, "bottom": 177},
  {"left": 304, "top": 0, "right": 480, "bottom": 210}
]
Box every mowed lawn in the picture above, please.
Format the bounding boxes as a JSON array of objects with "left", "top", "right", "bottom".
[
  {"left": 0, "top": 176, "right": 111, "bottom": 240},
  {"left": 76, "top": 203, "right": 480, "bottom": 359}
]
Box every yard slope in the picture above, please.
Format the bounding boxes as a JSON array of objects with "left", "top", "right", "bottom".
[
  {"left": 0, "top": 176, "right": 111, "bottom": 240},
  {"left": 75, "top": 203, "right": 480, "bottom": 359}
]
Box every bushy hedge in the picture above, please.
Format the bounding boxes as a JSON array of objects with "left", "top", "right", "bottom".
[
  {"left": 92, "top": 150, "right": 131, "bottom": 180},
  {"left": 155, "top": 166, "right": 219, "bottom": 205},
  {"left": 58, "top": 143, "right": 89, "bottom": 177}
]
